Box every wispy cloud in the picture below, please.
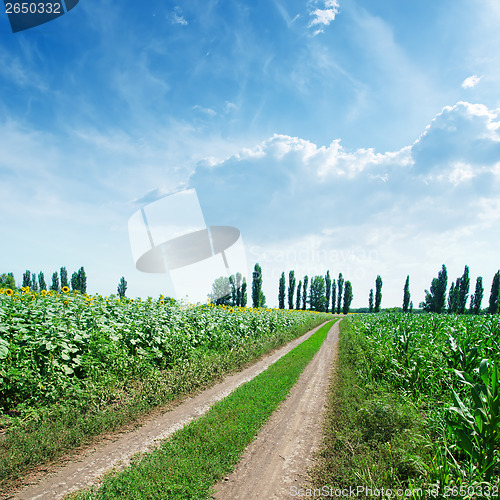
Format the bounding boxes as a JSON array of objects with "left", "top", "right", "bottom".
[
  {"left": 171, "top": 6, "right": 188, "bottom": 26},
  {"left": 462, "top": 74, "right": 482, "bottom": 89},
  {"left": 193, "top": 105, "right": 217, "bottom": 117}
]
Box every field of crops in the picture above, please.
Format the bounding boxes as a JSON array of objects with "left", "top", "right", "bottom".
[
  {"left": 346, "top": 313, "right": 499, "bottom": 496},
  {"left": 0, "top": 286, "right": 324, "bottom": 412}
]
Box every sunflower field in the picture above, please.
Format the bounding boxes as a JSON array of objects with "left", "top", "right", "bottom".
[{"left": 0, "top": 286, "right": 325, "bottom": 412}]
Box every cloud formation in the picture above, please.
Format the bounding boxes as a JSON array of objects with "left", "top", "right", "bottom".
[
  {"left": 462, "top": 75, "right": 482, "bottom": 89},
  {"left": 308, "top": 0, "right": 340, "bottom": 34}
]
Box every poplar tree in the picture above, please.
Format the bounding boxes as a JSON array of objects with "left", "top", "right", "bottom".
[
  {"left": 229, "top": 275, "right": 237, "bottom": 305},
  {"left": 77, "top": 267, "right": 87, "bottom": 294},
  {"left": 60, "top": 267, "right": 68, "bottom": 289},
  {"left": 402, "top": 275, "right": 410, "bottom": 312},
  {"left": 241, "top": 279, "right": 247, "bottom": 307},
  {"left": 309, "top": 276, "right": 327, "bottom": 311},
  {"left": 117, "top": 277, "right": 127, "bottom": 298},
  {"left": 447, "top": 282, "right": 455, "bottom": 313},
  {"left": 50, "top": 271, "right": 59, "bottom": 291},
  {"left": 325, "top": 270, "right": 331, "bottom": 313},
  {"left": 369, "top": 289, "right": 374, "bottom": 313},
  {"left": 472, "top": 277, "right": 483, "bottom": 315},
  {"left": 71, "top": 272, "right": 79, "bottom": 291},
  {"left": 302, "top": 275, "right": 308, "bottom": 310},
  {"left": 38, "top": 272, "right": 47, "bottom": 291},
  {"left": 252, "top": 263, "right": 263, "bottom": 307},
  {"left": 296, "top": 280, "right": 302, "bottom": 310},
  {"left": 31, "top": 272, "right": 38, "bottom": 292},
  {"left": 342, "top": 281, "right": 353, "bottom": 314},
  {"left": 278, "top": 272, "right": 286, "bottom": 309},
  {"left": 488, "top": 271, "right": 500, "bottom": 314},
  {"left": 22, "top": 270, "right": 31, "bottom": 288},
  {"left": 336, "top": 273, "right": 344, "bottom": 314},
  {"left": 331, "top": 279, "right": 336, "bottom": 315},
  {"left": 374, "top": 275, "right": 383, "bottom": 312},
  {"left": 421, "top": 265, "right": 447, "bottom": 313},
  {"left": 235, "top": 272, "right": 242, "bottom": 307},
  {"left": 288, "top": 271, "right": 296, "bottom": 309},
  {"left": 458, "top": 265, "right": 470, "bottom": 314}
]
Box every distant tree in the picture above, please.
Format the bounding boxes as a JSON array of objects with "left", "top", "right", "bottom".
[
  {"left": 0, "top": 273, "right": 16, "bottom": 290},
  {"left": 402, "top": 275, "right": 411, "bottom": 312},
  {"left": 331, "top": 279, "right": 336, "bottom": 315},
  {"left": 458, "top": 265, "right": 470, "bottom": 314},
  {"left": 472, "top": 277, "right": 483, "bottom": 315},
  {"left": 241, "top": 278, "right": 247, "bottom": 307},
  {"left": 342, "top": 281, "right": 353, "bottom": 314},
  {"left": 31, "top": 272, "right": 38, "bottom": 292},
  {"left": 259, "top": 290, "right": 266, "bottom": 308},
  {"left": 278, "top": 272, "right": 286, "bottom": 309},
  {"left": 409, "top": 301, "right": 413, "bottom": 313},
  {"left": 469, "top": 294, "right": 475, "bottom": 314},
  {"left": 229, "top": 275, "right": 237, "bottom": 306},
  {"left": 309, "top": 276, "right": 327, "bottom": 312},
  {"left": 22, "top": 270, "right": 31, "bottom": 288},
  {"left": 71, "top": 272, "right": 79, "bottom": 291},
  {"left": 77, "top": 267, "right": 87, "bottom": 294},
  {"left": 368, "top": 288, "right": 374, "bottom": 313},
  {"left": 325, "top": 271, "right": 331, "bottom": 313},
  {"left": 252, "top": 263, "right": 263, "bottom": 308},
  {"left": 296, "top": 280, "right": 302, "bottom": 310},
  {"left": 38, "top": 272, "right": 47, "bottom": 291},
  {"left": 488, "top": 271, "right": 500, "bottom": 314},
  {"left": 336, "top": 273, "right": 344, "bottom": 314},
  {"left": 420, "top": 265, "right": 447, "bottom": 313},
  {"left": 302, "top": 275, "right": 308, "bottom": 310},
  {"left": 447, "top": 282, "right": 455, "bottom": 313},
  {"left": 60, "top": 267, "right": 68, "bottom": 289},
  {"left": 449, "top": 277, "right": 461, "bottom": 313},
  {"left": 50, "top": 271, "right": 59, "bottom": 291},
  {"left": 235, "top": 272, "right": 242, "bottom": 306},
  {"left": 288, "top": 271, "right": 296, "bottom": 310},
  {"left": 117, "top": 276, "right": 127, "bottom": 298},
  {"left": 374, "top": 275, "right": 383, "bottom": 312},
  {"left": 209, "top": 276, "right": 232, "bottom": 305}
]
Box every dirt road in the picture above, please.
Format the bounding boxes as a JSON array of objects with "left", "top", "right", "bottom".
[
  {"left": 10, "top": 321, "right": 334, "bottom": 500},
  {"left": 211, "top": 320, "right": 339, "bottom": 499}
]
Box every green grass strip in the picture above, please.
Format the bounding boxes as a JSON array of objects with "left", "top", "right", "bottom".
[{"left": 73, "top": 320, "right": 335, "bottom": 500}]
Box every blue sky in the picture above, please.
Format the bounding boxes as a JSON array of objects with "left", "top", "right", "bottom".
[{"left": 1, "top": 0, "right": 499, "bottom": 308}]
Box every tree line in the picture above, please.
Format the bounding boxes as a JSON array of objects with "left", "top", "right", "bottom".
[
  {"left": 0, "top": 267, "right": 88, "bottom": 293},
  {"left": 419, "top": 265, "right": 500, "bottom": 314}
]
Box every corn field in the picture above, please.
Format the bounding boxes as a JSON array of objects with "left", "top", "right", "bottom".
[{"left": 347, "top": 313, "right": 500, "bottom": 495}]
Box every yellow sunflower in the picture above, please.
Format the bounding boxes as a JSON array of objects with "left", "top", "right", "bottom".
[
  {"left": 62, "top": 286, "right": 70, "bottom": 293},
  {"left": 5, "top": 289, "right": 14, "bottom": 297}
]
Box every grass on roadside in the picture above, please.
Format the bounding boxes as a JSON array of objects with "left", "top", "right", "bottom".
[
  {"left": 0, "top": 315, "right": 329, "bottom": 494},
  {"left": 309, "top": 318, "right": 429, "bottom": 498},
  {"left": 70, "top": 320, "right": 336, "bottom": 500}
]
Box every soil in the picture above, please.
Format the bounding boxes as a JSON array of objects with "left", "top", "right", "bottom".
[
  {"left": 211, "top": 320, "right": 339, "bottom": 499},
  {"left": 6, "top": 320, "right": 338, "bottom": 500}
]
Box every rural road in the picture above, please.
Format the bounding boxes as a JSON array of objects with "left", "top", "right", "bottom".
[
  {"left": 9, "top": 320, "right": 338, "bottom": 500},
  {"left": 211, "top": 320, "right": 339, "bottom": 499}
]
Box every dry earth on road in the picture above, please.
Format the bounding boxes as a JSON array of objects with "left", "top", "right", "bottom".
[{"left": 211, "top": 320, "right": 339, "bottom": 499}]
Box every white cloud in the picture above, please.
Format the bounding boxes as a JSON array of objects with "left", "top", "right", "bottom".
[
  {"left": 189, "top": 101, "right": 500, "bottom": 307},
  {"left": 462, "top": 75, "right": 482, "bottom": 89},
  {"left": 308, "top": 0, "right": 339, "bottom": 33},
  {"left": 193, "top": 105, "right": 217, "bottom": 117}
]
